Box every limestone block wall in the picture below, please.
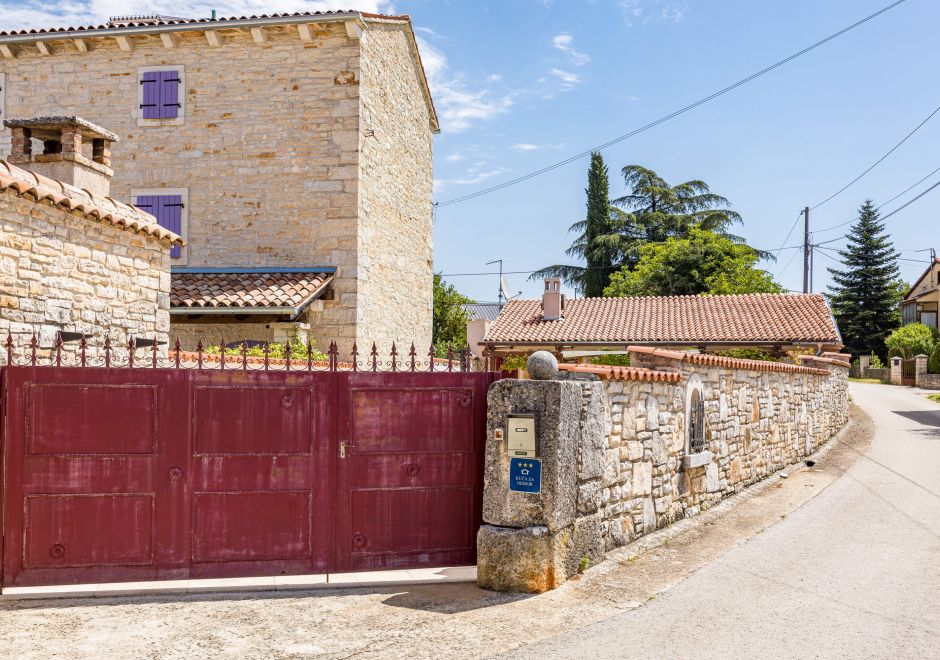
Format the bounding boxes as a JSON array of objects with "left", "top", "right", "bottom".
[
  {"left": 478, "top": 348, "right": 850, "bottom": 593},
  {"left": 0, "top": 190, "right": 170, "bottom": 357},
  {"left": 356, "top": 23, "right": 434, "bottom": 353}
]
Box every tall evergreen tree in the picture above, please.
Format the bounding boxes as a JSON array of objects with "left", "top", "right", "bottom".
[
  {"left": 827, "top": 200, "right": 902, "bottom": 358},
  {"left": 581, "top": 153, "right": 616, "bottom": 297}
]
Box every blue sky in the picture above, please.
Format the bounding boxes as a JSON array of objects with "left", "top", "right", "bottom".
[{"left": 2, "top": 0, "right": 937, "bottom": 302}]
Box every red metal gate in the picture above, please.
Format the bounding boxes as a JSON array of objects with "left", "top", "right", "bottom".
[{"left": 0, "top": 365, "right": 495, "bottom": 587}]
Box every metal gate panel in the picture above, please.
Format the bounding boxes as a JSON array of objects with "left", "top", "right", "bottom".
[{"left": 334, "top": 373, "right": 491, "bottom": 572}]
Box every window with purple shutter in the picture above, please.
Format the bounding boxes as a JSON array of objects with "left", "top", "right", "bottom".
[
  {"left": 136, "top": 194, "right": 184, "bottom": 258},
  {"left": 140, "top": 70, "right": 181, "bottom": 120}
]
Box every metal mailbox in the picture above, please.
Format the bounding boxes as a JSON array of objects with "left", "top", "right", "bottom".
[{"left": 506, "top": 414, "right": 537, "bottom": 458}]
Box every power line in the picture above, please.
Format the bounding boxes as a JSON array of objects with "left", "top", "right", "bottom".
[
  {"left": 809, "top": 103, "right": 940, "bottom": 210},
  {"left": 434, "top": 0, "right": 909, "bottom": 208}
]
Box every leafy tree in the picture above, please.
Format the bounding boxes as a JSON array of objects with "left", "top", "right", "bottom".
[
  {"left": 603, "top": 227, "right": 783, "bottom": 297},
  {"left": 884, "top": 323, "right": 937, "bottom": 360},
  {"left": 827, "top": 200, "right": 902, "bottom": 358},
  {"left": 432, "top": 273, "right": 471, "bottom": 353},
  {"left": 533, "top": 164, "right": 768, "bottom": 291}
]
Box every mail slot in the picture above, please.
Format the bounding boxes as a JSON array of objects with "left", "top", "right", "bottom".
[{"left": 506, "top": 414, "right": 537, "bottom": 458}]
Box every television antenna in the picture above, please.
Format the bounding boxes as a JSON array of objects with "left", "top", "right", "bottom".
[{"left": 486, "top": 259, "right": 521, "bottom": 307}]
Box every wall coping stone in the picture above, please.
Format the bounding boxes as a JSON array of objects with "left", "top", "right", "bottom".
[
  {"left": 557, "top": 363, "right": 682, "bottom": 383},
  {"left": 628, "top": 345, "right": 835, "bottom": 375}
]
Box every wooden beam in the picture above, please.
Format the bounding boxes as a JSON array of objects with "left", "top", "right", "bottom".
[
  {"left": 0, "top": 44, "right": 15, "bottom": 59},
  {"left": 74, "top": 38, "right": 88, "bottom": 53},
  {"left": 297, "top": 24, "right": 313, "bottom": 42},
  {"left": 345, "top": 21, "right": 363, "bottom": 40},
  {"left": 250, "top": 27, "right": 267, "bottom": 44},
  {"left": 205, "top": 30, "right": 222, "bottom": 47},
  {"left": 36, "top": 41, "right": 51, "bottom": 56},
  {"left": 115, "top": 35, "right": 133, "bottom": 52},
  {"left": 160, "top": 32, "right": 178, "bottom": 49}
]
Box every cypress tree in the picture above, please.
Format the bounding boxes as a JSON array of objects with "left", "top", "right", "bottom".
[
  {"left": 582, "top": 152, "right": 616, "bottom": 297},
  {"left": 827, "top": 200, "right": 901, "bottom": 358}
]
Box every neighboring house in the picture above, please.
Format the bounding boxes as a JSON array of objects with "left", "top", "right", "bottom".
[
  {"left": 0, "top": 10, "right": 438, "bottom": 355},
  {"left": 464, "top": 301, "right": 501, "bottom": 360},
  {"left": 0, "top": 116, "right": 181, "bottom": 354},
  {"left": 901, "top": 258, "right": 940, "bottom": 331},
  {"left": 481, "top": 278, "right": 843, "bottom": 359}
]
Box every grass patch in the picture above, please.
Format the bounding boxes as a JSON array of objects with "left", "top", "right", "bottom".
[
  {"left": 849, "top": 378, "right": 883, "bottom": 384},
  {"left": 927, "top": 393, "right": 940, "bottom": 404}
]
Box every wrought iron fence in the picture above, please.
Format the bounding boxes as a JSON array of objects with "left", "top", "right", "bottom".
[{"left": 2, "top": 333, "right": 489, "bottom": 373}]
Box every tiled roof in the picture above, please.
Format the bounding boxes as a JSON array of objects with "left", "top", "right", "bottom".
[
  {"left": 0, "top": 11, "right": 406, "bottom": 37},
  {"left": 628, "top": 346, "right": 832, "bottom": 376},
  {"left": 558, "top": 363, "right": 682, "bottom": 383},
  {"left": 0, "top": 160, "right": 183, "bottom": 246},
  {"left": 483, "top": 294, "right": 841, "bottom": 346},
  {"left": 171, "top": 270, "right": 334, "bottom": 312}
]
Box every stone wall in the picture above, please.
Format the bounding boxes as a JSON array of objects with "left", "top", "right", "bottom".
[
  {"left": 0, "top": 19, "right": 435, "bottom": 354},
  {"left": 478, "top": 348, "right": 850, "bottom": 592},
  {"left": 356, "top": 23, "right": 434, "bottom": 353},
  {"left": 0, "top": 188, "right": 170, "bottom": 356},
  {"left": 916, "top": 373, "right": 940, "bottom": 389}
]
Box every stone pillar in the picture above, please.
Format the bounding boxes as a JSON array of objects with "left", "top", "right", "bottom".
[
  {"left": 60, "top": 128, "right": 82, "bottom": 157},
  {"left": 9, "top": 127, "right": 31, "bottom": 159},
  {"left": 890, "top": 356, "right": 903, "bottom": 386},
  {"left": 915, "top": 354, "right": 928, "bottom": 387},
  {"left": 859, "top": 354, "right": 870, "bottom": 371},
  {"left": 476, "top": 368, "right": 607, "bottom": 593}
]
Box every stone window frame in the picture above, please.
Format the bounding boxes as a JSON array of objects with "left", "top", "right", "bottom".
[
  {"left": 681, "top": 374, "right": 713, "bottom": 469},
  {"left": 131, "top": 187, "right": 189, "bottom": 265},
  {"left": 136, "top": 65, "right": 186, "bottom": 127}
]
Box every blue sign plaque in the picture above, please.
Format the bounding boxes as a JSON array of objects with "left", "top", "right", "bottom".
[{"left": 509, "top": 458, "right": 542, "bottom": 494}]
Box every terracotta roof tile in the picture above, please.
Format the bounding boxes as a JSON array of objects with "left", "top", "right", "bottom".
[
  {"left": 628, "top": 345, "right": 832, "bottom": 376},
  {"left": 171, "top": 271, "right": 334, "bottom": 311},
  {"left": 0, "top": 159, "right": 183, "bottom": 246},
  {"left": 483, "top": 294, "right": 841, "bottom": 346},
  {"left": 557, "top": 363, "right": 682, "bottom": 383}
]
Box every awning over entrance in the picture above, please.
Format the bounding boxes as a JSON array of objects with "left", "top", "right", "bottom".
[{"left": 170, "top": 268, "right": 335, "bottom": 319}]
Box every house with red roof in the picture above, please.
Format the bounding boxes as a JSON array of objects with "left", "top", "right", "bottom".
[{"left": 480, "top": 278, "right": 843, "bottom": 362}]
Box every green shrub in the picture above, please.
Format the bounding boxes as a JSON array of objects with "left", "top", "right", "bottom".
[
  {"left": 884, "top": 323, "right": 938, "bottom": 360},
  {"left": 205, "top": 335, "right": 328, "bottom": 361},
  {"left": 500, "top": 354, "right": 529, "bottom": 371},
  {"left": 716, "top": 348, "right": 782, "bottom": 362},
  {"left": 929, "top": 344, "right": 940, "bottom": 374},
  {"left": 590, "top": 353, "right": 631, "bottom": 366},
  {"left": 868, "top": 352, "right": 885, "bottom": 369}
]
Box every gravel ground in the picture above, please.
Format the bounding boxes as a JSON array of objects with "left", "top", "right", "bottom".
[{"left": 0, "top": 406, "right": 872, "bottom": 660}]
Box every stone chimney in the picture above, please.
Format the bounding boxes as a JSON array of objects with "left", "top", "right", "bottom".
[
  {"left": 3, "top": 116, "right": 117, "bottom": 196},
  {"left": 542, "top": 278, "right": 564, "bottom": 321}
]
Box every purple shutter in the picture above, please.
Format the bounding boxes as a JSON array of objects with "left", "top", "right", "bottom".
[
  {"left": 140, "top": 72, "right": 161, "bottom": 119},
  {"left": 160, "top": 71, "right": 180, "bottom": 119},
  {"left": 158, "top": 195, "right": 183, "bottom": 258}
]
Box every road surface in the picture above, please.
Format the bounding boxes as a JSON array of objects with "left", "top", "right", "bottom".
[{"left": 513, "top": 383, "right": 940, "bottom": 659}]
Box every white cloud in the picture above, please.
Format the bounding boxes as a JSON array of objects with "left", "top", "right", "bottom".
[
  {"left": 512, "top": 143, "right": 540, "bottom": 152},
  {"left": 617, "top": 0, "right": 685, "bottom": 27},
  {"left": 445, "top": 153, "right": 465, "bottom": 162},
  {"left": 435, "top": 166, "right": 509, "bottom": 191},
  {"left": 418, "top": 37, "right": 513, "bottom": 133},
  {"left": 0, "top": 0, "right": 392, "bottom": 31},
  {"left": 550, "top": 68, "right": 580, "bottom": 88},
  {"left": 487, "top": 73, "right": 503, "bottom": 83},
  {"left": 552, "top": 32, "right": 590, "bottom": 66}
]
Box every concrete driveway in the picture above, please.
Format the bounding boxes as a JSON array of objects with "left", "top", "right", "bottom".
[
  {"left": 0, "top": 385, "right": 936, "bottom": 659},
  {"left": 512, "top": 383, "right": 940, "bottom": 658}
]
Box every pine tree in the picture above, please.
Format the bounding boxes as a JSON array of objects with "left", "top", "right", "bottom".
[
  {"left": 582, "top": 152, "right": 616, "bottom": 297},
  {"left": 827, "top": 200, "right": 902, "bottom": 358}
]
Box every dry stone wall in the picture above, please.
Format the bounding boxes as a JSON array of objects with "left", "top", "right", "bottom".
[
  {"left": 478, "top": 349, "right": 849, "bottom": 593},
  {"left": 0, "top": 190, "right": 170, "bottom": 357}
]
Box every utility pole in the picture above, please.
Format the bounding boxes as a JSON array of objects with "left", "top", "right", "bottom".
[{"left": 802, "top": 206, "right": 810, "bottom": 293}]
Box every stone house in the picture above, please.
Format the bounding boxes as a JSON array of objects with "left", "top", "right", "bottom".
[
  {"left": 900, "top": 257, "right": 940, "bottom": 331},
  {"left": 0, "top": 116, "right": 181, "bottom": 355},
  {"left": 482, "top": 279, "right": 844, "bottom": 361},
  {"left": 0, "top": 10, "right": 438, "bottom": 355}
]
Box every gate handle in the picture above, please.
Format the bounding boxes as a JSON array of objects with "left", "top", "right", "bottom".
[{"left": 340, "top": 441, "right": 356, "bottom": 459}]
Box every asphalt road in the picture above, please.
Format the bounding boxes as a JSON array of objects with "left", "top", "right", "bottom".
[{"left": 513, "top": 383, "right": 940, "bottom": 659}]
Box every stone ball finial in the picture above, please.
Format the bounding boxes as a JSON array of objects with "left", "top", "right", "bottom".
[{"left": 527, "top": 350, "right": 559, "bottom": 380}]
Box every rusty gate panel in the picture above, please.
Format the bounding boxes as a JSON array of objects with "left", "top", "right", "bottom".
[
  {"left": 1, "top": 365, "right": 496, "bottom": 588},
  {"left": 334, "top": 373, "right": 491, "bottom": 572}
]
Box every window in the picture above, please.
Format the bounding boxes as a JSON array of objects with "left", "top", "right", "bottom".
[
  {"left": 137, "top": 66, "right": 185, "bottom": 125},
  {"left": 689, "top": 389, "right": 705, "bottom": 454},
  {"left": 133, "top": 188, "right": 188, "bottom": 263}
]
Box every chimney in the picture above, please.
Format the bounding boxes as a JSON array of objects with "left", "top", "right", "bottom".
[
  {"left": 4, "top": 116, "right": 117, "bottom": 197},
  {"left": 542, "top": 278, "right": 564, "bottom": 321}
]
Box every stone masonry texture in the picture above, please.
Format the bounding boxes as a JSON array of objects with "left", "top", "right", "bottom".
[
  {"left": 0, "top": 20, "right": 434, "bottom": 356},
  {"left": 478, "top": 352, "right": 849, "bottom": 592},
  {"left": 0, "top": 189, "right": 170, "bottom": 356}
]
